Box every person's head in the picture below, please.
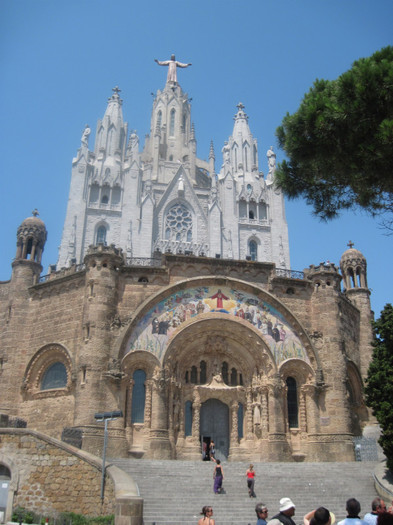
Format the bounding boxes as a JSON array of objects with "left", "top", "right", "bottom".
[
  {"left": 201, "top": 506, "right": 213, "bottom": 518},
  {"left": 216, "top": 459, "right": 221, "bottom": 465},
  {"left": 312, "top": 507, "right": 335, "bottom": 525},
  {"left": 255, "top": 503, "right": 268, "bottom": 520},
  {"left": 171, "top": 54, "right": 175, "bottom": 61},
  {"left": 346, "top": 498, "right": 361, "bottom": 517},
  {"left": 378, "top": 513, "right": 393, "bottom": 525},
  {"left": 280, "top": 498, "right": 295, "bottom": 517},
  {"left": 249, "top": 464, "right": 254, "bottom": 470},
  {"left": 372, "top": 498, "right": 386, "bottom": 514}
]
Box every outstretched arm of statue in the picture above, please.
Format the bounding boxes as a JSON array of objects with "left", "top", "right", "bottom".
[
  {"left": 176, "top": 61, "right": 192, "bottom": 68},
  {"left": 155, "top": 59, "right": 170, "bottom": 66}
]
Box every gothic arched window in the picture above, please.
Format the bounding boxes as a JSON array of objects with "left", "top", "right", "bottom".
[
  {"left": 286, "top": 376, "right": 298, "bottom": 428},
  {"left": 89, "top": 183, "right": 99, "bottom": 203},
  {"left": 157, "top": 110, "right": 162, "bottom": 128},
  {"left": 259, "top": 202, "right": 267, "bottom": 220},
  {"left": 239, "top": 200, "right": 247, "bottom": 218},
  {"left": 185, "top": 400, "right": 192, "bottom": 436},
  {"left": 249, "top": 240, "right": 257, "bottom": 261},
  {"left": 191, "top": 365, "right": 197, "bottom": 384},
  {"left": 170, "top": 108, "right": 176, "bottom": 136},
  {"left": 41, "top": 362, "right": 67, "bottom": 390},
  {"left": 231, "top": 367, "right": 237, "bottom": 386},
  {"left": 164, "top": 204, "right": 193, "bottom": 243},
  {"left": 131, "top": 369, "right": 146, "bottom": 423},
  {"left": 96, "top": 225, "right": 107, "bottom": 245}
]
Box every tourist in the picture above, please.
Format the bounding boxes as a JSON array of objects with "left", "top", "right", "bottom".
[
  {"left": 337, "top": 498, "right": 366, "bottom": 525},
  {"left": 377, "top": 514, "right": 393, "bottom": 525},
  {"left": 267, "top": 497, "right": 296, "bottom": 525},
  {"left": 304, "top": 507, "right": 336, "bottom": 525},
  {"left": 364, "top": 498, "right": 387, "bottom": 525},
  {"left": 246, "top": 463, "right": 257, "bottom": 498},
  {"left": 256, "top": 503, "right": 269, "bottom": 525},
  {"left": 209, "top": 440, "right": 216, "bottom": 461},
  {"left": 213, "top": 459, "right": 224, "bottom": 494},
  {"left": 198, "top": 506, "right": 214, "bottom": 525}
]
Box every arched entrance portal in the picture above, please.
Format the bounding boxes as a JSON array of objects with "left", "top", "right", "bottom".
[{"left": 200, "top": 399, "right": 229, "bottom": 459}]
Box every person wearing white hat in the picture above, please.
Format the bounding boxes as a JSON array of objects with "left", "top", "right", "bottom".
[{"left": 267, "top": 497, "right": 296, "bottom": 525}]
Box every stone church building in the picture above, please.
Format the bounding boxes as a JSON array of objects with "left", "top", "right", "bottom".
[{"left": 0, "top": 59, "right": 373, "bottom": 462}]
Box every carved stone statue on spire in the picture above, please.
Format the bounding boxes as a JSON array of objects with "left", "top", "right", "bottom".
[
  {"left": 81, "top": 125, "right": 91, "bottom": 147},
  {"left": 154, "top": 54, "right": 192, "bottom": 84},
  {"left": 267, "top": 146, "right": 276, "bottom": 175}
]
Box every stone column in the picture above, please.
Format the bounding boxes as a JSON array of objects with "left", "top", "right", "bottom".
[
  {"left": 145, "top": 380, "right": 152, "bottom": 428},
  {"left": 148, "top": 368, "right": 172, "bottom": 459},
  {"left": 246, "top": 389, "right": 254, "bottom": 439},
  {"left": 191, "top": 390, "right": 201, "bottom": 444},
  {"left": 267, "top": 376, "right": 291, "bottom": 460},
  {"left": 231, "top": 400, "right": 239, "bottom": 443},
  {"left": 261, "top": 389, "right": 269, "bottom": 436}
]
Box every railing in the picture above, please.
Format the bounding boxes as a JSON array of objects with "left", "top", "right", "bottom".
[
  {"left": 275, "top": 267, "right": 305, "bottom": 280},
  {"left": 125, "top": 257, "right": 162, "bottom": 267},
  {"left": 39, "top": 263, "right": 85, "bottom": 283}
]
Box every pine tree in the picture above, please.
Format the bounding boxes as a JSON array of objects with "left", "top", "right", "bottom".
[
  {"left": 365, "top": 304, "right": 393, "bottom": 470},
  {"left": 275, "top": 46, "right": 393, "bottom": 228}
]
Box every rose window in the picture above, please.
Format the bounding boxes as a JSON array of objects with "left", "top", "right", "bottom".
[{"left": 165, "top": 204, "right": 193, "bottom": 242}]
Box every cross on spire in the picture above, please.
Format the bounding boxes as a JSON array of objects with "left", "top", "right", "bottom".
[
  {"left": 347, "top": 240, "right": 354, "bottom": 249},
  {"left": 112, "top": 86, "right": 121, "bottom": 95},
  {"left": 32, "top": 209, "right": 39, "bottom": 217}
]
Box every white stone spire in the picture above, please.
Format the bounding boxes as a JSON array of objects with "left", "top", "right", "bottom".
[{"left": 94, "top": 86, "right": 127, "bottom": 158}]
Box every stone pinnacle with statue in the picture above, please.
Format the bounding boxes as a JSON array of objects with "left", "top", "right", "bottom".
[{"left": 154, "top": 54, "right": 192, "bottom": 84}]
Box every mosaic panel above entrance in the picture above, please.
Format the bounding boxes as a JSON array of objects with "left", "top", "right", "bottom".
[{"left": 126, "top": 285, "right": 309, "bottom": 365}]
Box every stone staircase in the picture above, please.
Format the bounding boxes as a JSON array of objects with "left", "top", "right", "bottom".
[{"left": 109, "top": 459, "right": 379, "bottom": 525}]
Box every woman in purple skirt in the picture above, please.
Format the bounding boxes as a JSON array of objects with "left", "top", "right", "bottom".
[{"left": 213, "top": 459, "right": 224, "bottom": 494}]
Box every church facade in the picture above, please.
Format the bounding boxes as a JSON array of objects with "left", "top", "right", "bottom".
[{"left": 0, "top": 63, "right": 373, "bottom": 462}]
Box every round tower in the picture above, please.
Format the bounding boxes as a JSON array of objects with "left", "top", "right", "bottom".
[
  {"left": 12, "top": 210, "right": 47, "bottom": 285},
  {"left": 340, "top": 242, "right": 373, "bottom": 381}
]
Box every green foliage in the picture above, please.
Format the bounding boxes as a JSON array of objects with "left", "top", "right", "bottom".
[
  {"left": 12, "top": 507, "right": 36, "bottom": 524},
  {"left": 365, "top": 303, "right": 393, "bottom": 471},
  {"left": 275, "top": 46, "right": 393, "bottom": 223},
  {"left": 11, "top": 507, "right": 114, "bottom": 525}
]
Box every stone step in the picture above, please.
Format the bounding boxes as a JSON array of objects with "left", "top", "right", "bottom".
[{"left": 109, "top": 459, "right": 378, "bottom": 525}]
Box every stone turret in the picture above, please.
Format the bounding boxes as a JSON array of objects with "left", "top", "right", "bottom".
[
  {"left": 340, "top": 242, "right": 373, "bottom": 379},
  {"left": 12, "top": 210, "right": 47, "bottom": 285}
]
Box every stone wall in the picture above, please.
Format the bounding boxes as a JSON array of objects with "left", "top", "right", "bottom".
[{"left": 0, "top": 429, "right": 142, "bottom": 525}]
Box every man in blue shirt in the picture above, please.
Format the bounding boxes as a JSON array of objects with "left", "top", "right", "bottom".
[
  {"left": 255, "top": 503, "right": 269, "bottom": 525},
  {"left": 364, "top": 498, "right": 386, "bottom": 525}
]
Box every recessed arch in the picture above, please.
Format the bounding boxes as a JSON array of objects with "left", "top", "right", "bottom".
[{"left": 23, "top": 344, "right": 73, "bottom": 399}]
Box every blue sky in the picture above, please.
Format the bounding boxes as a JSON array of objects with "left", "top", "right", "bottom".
[{"left": 1, "top": 0, "right": 392, "bottom": 317}]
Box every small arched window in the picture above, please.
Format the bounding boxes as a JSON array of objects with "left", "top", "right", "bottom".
[
  {"left": 231, "top": 367, "right": 237, "bottom": 386},
  {"left": 249, "top": 240, "right": 257, "bottom": 261},
  {"left": 96, "top": 225, "right": 107, "bottom": 245},
  {"left": 191, "top": 365, "right": 197, "bottom": 384},
  {"left": 41, "top": 362, "right": 67, "bottom": 390},
  {"left": 286, "top": 376, "right": 298, "bottom": 428},
  {"left": 170, "top": 108, "right": 176, "bottom": 136},
  {"left": 200, "top": 361, "right": 207, "bottom": 384},
  {"left": 131, "top": 369, "right": 146, "bottom": 423},
  {"left": 185, "top": 400, "right": 192, "bottom": 436},
  {"left": 222, "top": 362, "right": 228, "bottom": 385},
  {"left": 157, "top": 110, "right": 162, "bottom": 128}
]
